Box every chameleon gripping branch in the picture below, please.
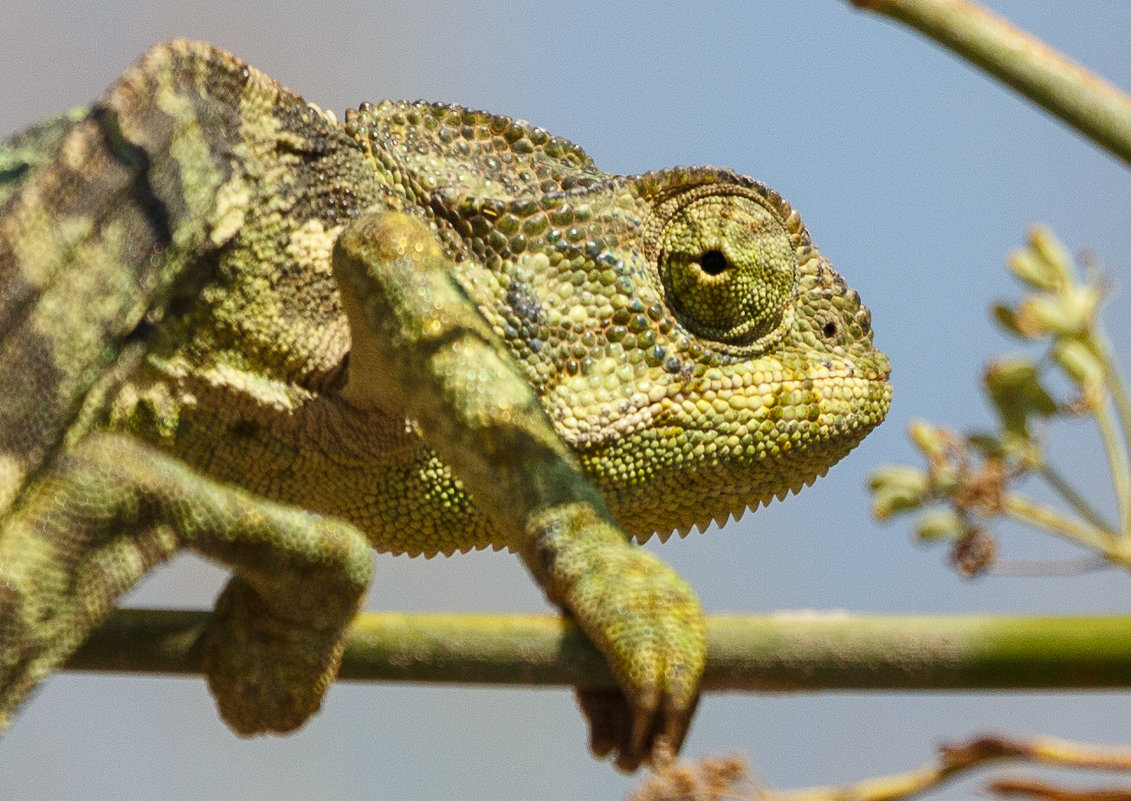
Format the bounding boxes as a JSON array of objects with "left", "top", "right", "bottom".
[{"left": 0, "top": 40, "right": 890, "bottom": 770}]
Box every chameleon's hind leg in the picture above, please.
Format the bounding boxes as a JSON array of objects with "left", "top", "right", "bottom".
[{"left": 0, "top": 431, "right": 373, "bottom": 734}]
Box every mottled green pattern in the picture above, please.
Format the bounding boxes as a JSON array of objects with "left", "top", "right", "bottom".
[{"left": 0, "top": 41, "right": 890, "bottom": 770}]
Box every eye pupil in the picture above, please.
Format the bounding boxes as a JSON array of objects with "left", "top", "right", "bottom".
[
  {"left": 699, "top": 249, "right": 728, "bottom": 276},
  {"left": 822, "top": 321, "right": 838, "bottom": 339}
]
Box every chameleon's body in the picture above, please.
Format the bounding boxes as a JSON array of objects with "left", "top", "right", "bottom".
[{"left": 0, "top": 41, "right": 890, "bottom": 769}]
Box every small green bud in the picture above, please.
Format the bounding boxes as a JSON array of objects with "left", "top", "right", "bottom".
[
  {"left": 985, "top": 354, "right": 1056, "bottom": 410},
  {"left": 908, "top": 420, "right": 948, "bottom": 457},
  {"left": 869, "top": 464, "right": 929, "bottom": 493},
  {"left": 872, "top": 488, "right": 920, "bottom": 520},
  {"left": 984, "top": 357, "right": 1057, "bottom": 437},
  {"left": 1015, "top": 285, "right": 1098, "bottom": 338},
  {"left": 984, "top": 357, "right": 1038, "bottom": 390},
  {"left": 869, "top": 465, "right": 930, "bottom": 520},
  {"left": 991, "top": 302, "right": 1029, "bottom": 340},
  {"left": 1008, "top": 248, "right": 1062, "bottom": 292},
  {"left": 1029, "top": 226, "right": 1073, "bottom": 282},
  {"left": 914, "top": 508, "right": 966, "bottom": 543},
  {"left": 1053, "top": 339, "right": 1104, "bottom": 395},
  {"left": 1014, "top": 297, "right": 1065, "bottom": 338}
]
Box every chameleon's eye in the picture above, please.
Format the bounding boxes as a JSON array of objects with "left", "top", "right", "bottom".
[{"left": 657, "top": 192, "right": 797, "bottom": 347}]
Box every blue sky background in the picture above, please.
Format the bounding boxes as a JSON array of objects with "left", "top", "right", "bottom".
[{"left": 3, "top": 2, "right": 1131, "bottom": 799}]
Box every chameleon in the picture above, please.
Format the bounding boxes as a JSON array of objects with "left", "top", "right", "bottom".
[{"left": 0, "top": 40, "right": 891, "bottom": 771}]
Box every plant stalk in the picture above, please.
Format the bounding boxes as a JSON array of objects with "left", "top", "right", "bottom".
[
  {"left": 849, "top": 0, "right": 1131, "bottom": 166},
  {"left": 68, "top": 609, "right": 1131, "bottom": 691}
]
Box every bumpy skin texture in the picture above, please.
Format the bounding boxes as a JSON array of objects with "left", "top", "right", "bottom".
[{"left": 0, "top": 41, "right": 891, "bottom": 770}]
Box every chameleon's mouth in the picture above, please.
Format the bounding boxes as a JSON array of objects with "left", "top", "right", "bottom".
[
  {"left": 573, "top": 358, "right": 891, "bottom": 450},
  {"left": 586, "top": 369, "right": 892, "bottom": 542}
]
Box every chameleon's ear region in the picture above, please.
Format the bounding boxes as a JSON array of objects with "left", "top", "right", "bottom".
[{"left": 639, "top": 176, "right": 800, "bottom": 352}]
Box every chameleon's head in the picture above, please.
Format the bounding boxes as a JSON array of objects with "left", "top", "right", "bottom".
[
  {"left": 447, "top": 165, "right": 891, "bottom": 539},
  {"left": 374, "top": 101, "right": 892, "bottom": 539}
]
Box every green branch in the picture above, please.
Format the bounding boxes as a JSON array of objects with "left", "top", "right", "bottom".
[
  {"left": 848, "top": 0, "right": 1131, "bottom": 166},
  {"left": 68, "top": 609, "right": 1131, "bottom": 691}
]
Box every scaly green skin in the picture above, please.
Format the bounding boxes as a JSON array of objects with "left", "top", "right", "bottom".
[{"left": 0, "top": 41, "right": 891, "bottom": 770}]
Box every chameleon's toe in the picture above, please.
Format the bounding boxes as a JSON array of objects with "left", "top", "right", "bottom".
[
  {"left": 576, "top": 689, "right": 627, "bottom": 760},
  {"left": 577, "top": 683, "right": 698, "bottom": 771},
  {"left": 202, "top": 578, "right": 348, "bottom": 735}
]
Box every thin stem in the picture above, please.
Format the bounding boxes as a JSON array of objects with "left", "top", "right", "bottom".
[
  {"left": 634, "top": 734, "right": 1131, "bottom": 801},
  {"left": 848, "top": 0, "right": 1131, "bottom": 167},
  {"left": 1094, "top": 331, "right": 1131, "bottom": 537},
  {"left": 1098, "top": 334, "right": 1131, "bottom": 454},
  {"left": 764, "top": 734, "right": 1131, "bottom": 801},
  {"left": 1036, "top": 462, "right": 1116, "bottom": 536},
  {"left": 1001, "top": 494, "right": 1125, "bottom": 567},
  {"left": 1091, "top": 394, "right": 1131, "bottom": 538}
]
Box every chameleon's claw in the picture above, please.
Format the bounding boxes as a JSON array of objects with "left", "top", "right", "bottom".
[
  {"left": 577, "top": 689, "right": 627, "bottom": 760},
  {"left": 661, "top": 690, "right": 699, "bottom": 761},
  {"left": 628, "top": 688, "right": 660, "bottom": 764},
  {"left": 577, "top": 682, "right": 696, "bottom": 772}
]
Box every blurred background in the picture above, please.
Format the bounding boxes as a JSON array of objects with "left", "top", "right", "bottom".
[{"left": 2, "top": 2, "right": 1130, "bottom": 799}]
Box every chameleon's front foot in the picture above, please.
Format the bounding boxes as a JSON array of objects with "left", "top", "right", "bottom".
[
  {"left": 527, "top": 505, "right": 706, "bottom": 772},
  {"left": 333, "top": 210, "right": 708, "bottom": 768},
  {"left": 572, "top": 556, "right": 705, "bottom": 771}
]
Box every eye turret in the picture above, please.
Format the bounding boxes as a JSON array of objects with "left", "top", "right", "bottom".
[{"left": 654, "top": 189, "right": 797, "bottom": 349}]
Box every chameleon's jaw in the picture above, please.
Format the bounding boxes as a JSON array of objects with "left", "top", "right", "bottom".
[{"left": 586, "top": 368, "right": 892, "bottom": 542}]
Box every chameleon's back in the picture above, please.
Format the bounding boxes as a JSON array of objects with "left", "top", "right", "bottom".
[
  {"left": 0, "top": 41, "right": 610, "bottom": 547},
  {"left": 0, "top": 109, "right": 172, "bottom": 516},
  {"left": 0, "top": 43, "right": 376, "bottom": 520}
]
